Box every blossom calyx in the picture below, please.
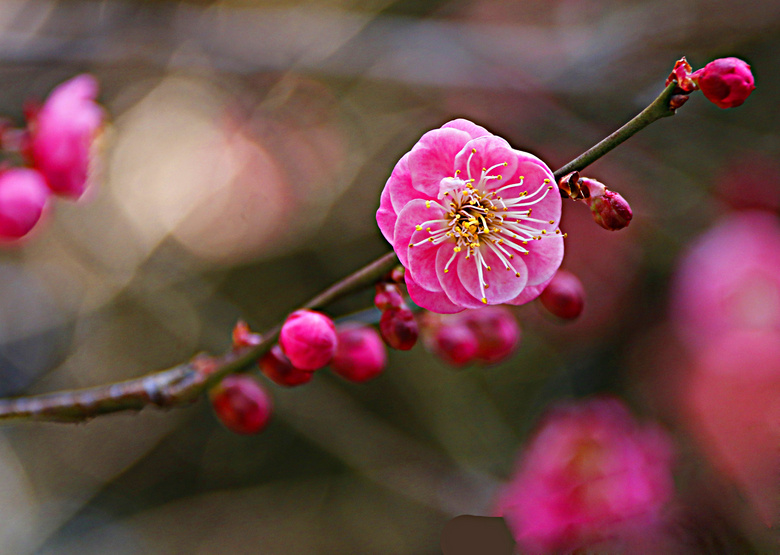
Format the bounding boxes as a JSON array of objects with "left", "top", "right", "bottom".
[
  {"left": 279, "top": 309, "right": 337, "bottom": 371},
  {"left": 331, "top": 324, "right": 387, "bottom": 382},
  {"left": 209, "top": 375, "right": 272, "bottom": 435},
  {"left": 232, "top": 320, "right": 262, "bottom": 349},
  {"left": 581, "top": 178, "right": 632, "bottom": 231},
  {"left": 691, "top": 57, "right": 755, "bottom": 109},
  {"left": 259, "top": 344, "right": 313, "bottom": 387},
  {"left": 665, "top": 57, "right": 698, "bottom": 93},
  {"left": 540, "top": 270, "right": 585, "bottom": 320}
]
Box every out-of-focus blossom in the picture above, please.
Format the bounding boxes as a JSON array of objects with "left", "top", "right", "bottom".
[
  {"left": 331, "top": 324, "right": 387, "bottom": 382},
  {"left": 27, "top": 74, "right": 104, "bottom": 199},
  {"left": 279, "top": 310, "right": 337, "bottom": 371},
  {"left": 259, "top": 345, "right": 313, "bottom": 387},
  {"left": 714, "top": 152, "right": 780, "bottom": 212},
  {"left": 422, "top": 306, "right": 521, "bottom": 366},
  {"left": 672, "top": 211, "right": 780, "bottom": 349},
  {"left": 379, "top": 306, "right": 418, "bottom": 351},
  {"left": 209, "top": 374, "right": 272, "bottom": 435},
  {"left": 494, "top": 397, "right": 675, "bottom": 554},
  {"left": 681, "top": 330, "right": 780, "bottom": 527},
  {"left": 540, "top": 269, "right": 585, "bottom": 320},
  {"left": 377, "top": 119, "right": 563, "bottom": 313},
  {"left": 581, "top": 177, "right": 633, "bottom": 231},
  {"left": 0, "top": 168, "right": 50, "bottom": 240},
  {"left": 692, "top": 57, "right": 756, "bottom": 109}
]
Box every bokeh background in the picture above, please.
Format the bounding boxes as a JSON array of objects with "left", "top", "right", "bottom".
[{"left": 0, "top": 0, "right": 777, "bottom": 553}]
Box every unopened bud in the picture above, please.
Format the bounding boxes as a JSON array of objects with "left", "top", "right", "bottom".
[
  {"left": 691, "top": 57, "right": 755, "bottom": 109},
  {"left": 375, "top": 282, "right": 406, "bottom": 311},
  {"left": 331, "top": 324, "right": 387, "bottom": 382},
  {"left": 540, "top": 270, "right": 585, "bottom": 320},
  {"left": 380, "top": 307, "right": 418, "bottom": 350},
  {"left": 259, "top": 344, "right": 313, "bottom": 387},
  {"left": 209, "top": 375, "right": 272, "bottom": 435},
  {"left": 279, "top": 309, "right": 337, "bottom": 371},
  {"left": 463, "top": 307, "right": 521, "bottom": 364},
  {"left": 425, "top": 319, "right": 479, "bottom": 367},
  {"left": 581, "top": 178, "right": 632, "bottom": 231},
  {"left": 232, "top": 320, "right": 261, "bottom": 349}
]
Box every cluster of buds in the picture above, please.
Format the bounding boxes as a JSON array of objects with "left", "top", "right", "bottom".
[
  {"left": 666, "top": 56, "right": 755, "bottom": 109},
  {"left": 212, "top": 312, "right": 389, "bottom": 433},
  {"left": 0, "top": 75, "right": 104, "bottom": 240},
  {"left": 375, "top": 270, "right": 419, "bottom": 350},
  {"left": 421, "top": 306, "right": 521, "bottom": 367},
  {"left": 558, "top": 171, "right": 632, "bottom": 231}
]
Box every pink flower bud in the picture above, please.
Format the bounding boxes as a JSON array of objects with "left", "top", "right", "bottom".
[
  {"left": 209, "top": 374, "right": 272, "bottom": 435},
  {"left": 374, "top": 282, "right": 405, "bottom": 311},
  {"left": 692, "top": 57, "right": 755, "bottom": 109},
  {"left": 581, "top": 178, "right": 632, "bottom": 231},
  {"left": 379, "top": 307, "right": 418, "bottom": 350},
  {"left": 27, "top": 74, "right": 104, "bottom": 199},
  {"left": 279, "top": 309, "right": 337, "bottom": 371},
  {"left": 258, "top": 344, "right": 313, "bottom": 387},
  {"left": 540, "top": 270, "right": 585, "bottom": 320},
  {"left": 462, "top": 306, "right": 521, "bottom": 364},
  {"left": 425, "top": 318, "right": 480, "bottom": 367},
  {"left": 231, "top": 320, "right": 261, "bottom": 349},
  {"left": 331, "top": 324, "right": 387, "bottom": 382},
  {"left": 0, "top": 167, "right": 50, "bottom": 240}
]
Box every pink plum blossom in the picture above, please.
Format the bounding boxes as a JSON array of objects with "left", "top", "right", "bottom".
[
  {"left": 672, "top": 211, "right": 780, "bottom": 350},
  {"left": 0, "top": 167, "right": 51, "bottom": 240},
  {"left": 494, "top": 397, "right": 674, "bottom": 554},
  {"left": 377, "top": 119, "right": 563, "bottom": 313},
  {"left": 27, "top": 74, "right": 103, "bottom": 199},
  {"left": 279, "top": 309, "right": 337, "bottom": 371}
]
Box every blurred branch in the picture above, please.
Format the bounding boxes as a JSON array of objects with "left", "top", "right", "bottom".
[{"left": 0, "top": 79, "right": 684, "bottom": 424}]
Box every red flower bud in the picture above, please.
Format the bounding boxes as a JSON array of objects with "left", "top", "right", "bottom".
[
  {"left": 279, "top": 309, "right": 337, "bottom": 371},
  {"left": 425, "top": 319, "right": 480, "bottom": 367},
  {"left": 0, "top": 168, "right": 50, "bottom": 240},
  {"left": 581, "top": 178, "right": 632, "bottom": 231},
  {"left": 259, "top": 344, "right": 313, "bottom": 387},
  {"left": 331, "top": 324, "right": 387, "bottom": 382},
  {"left": 231, "top": 320, "right": 261, "bottom": 349},
  {"left": 379, "top": 307, "right": 418, "bottom": 350},
  {"left": 463, "top": 307, "right": 521, "bottom": 364},
  {"left": 374, "top": 282, "right": 406, "bottom": 311},
  {"left": 209, "top": 375, "right": 272, "bottom": 435},
  {"left": 692, "top": 57, "right": 755, "bottom": 109},
  {"left": 540, "top": 270, "right": 585, "bottom": 320}
]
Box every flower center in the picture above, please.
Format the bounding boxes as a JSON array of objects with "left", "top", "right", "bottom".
[{"left": 410, "top": 148, "right": 565, "bottom": 304}]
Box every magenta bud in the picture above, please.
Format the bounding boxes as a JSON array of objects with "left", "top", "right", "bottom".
[
  {"left": 374, "top": 283, "right": 405, "bottom": 311},
  {"left": 692, "top": 57, "right": 755, "bottom": 109},
  {"left": 463, "top": 307, "right": 522, "bottom": 364},
  {"left": 581, "top": 178, "right": 633, "bottom": 231},
  {"left": 331, "top": 324, "right": 387, "bottom": 382},
  {"left": 540, "top": 270, "right": 585, "bottom": 320},
  {"left": 279, "top": 309, "right": 337, "bottom": 371},
  {"left": 209, "top": 374, "right": 272, "bottom": 435},
  {"left": 27, "top": 74, "right": 104, "bottom": 199},
  {"left": 259, "top": 344, "right": 313, "bottom": 387},
  {"left": 0, "top": 168, "right": 50, "bottom": 239},
  {"left": 379, "top": 307, "right": 418, "bottom": 350},
  {"left": 232, "top": 320, "right": 262, "bottom": 349},
  {"left": 427, "top": 320, "right": 480, "bottom": 367}
]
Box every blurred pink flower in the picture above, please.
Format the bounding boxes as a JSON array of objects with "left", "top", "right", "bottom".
[
  {"left": 0, "top": 167, "right": 50, "bottom": 240},
  {"left": 494, "top": 398, "right": 674, "bottom": 554},
  {"left": 27, "top": 74, "right": 104, "bottom": 199},
  {"left": 377, "top": 119, "right": 563, "bottom": 313},
  {"left": 681, "top": 330, "right": 780, "bottom": 527},
  {"left": 672, "top": 211, "right": 780, "bottom": 349}
]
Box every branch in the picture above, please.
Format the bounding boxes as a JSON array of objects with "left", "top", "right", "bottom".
[{"left": 0, "top": 82, "right": 684, "bottom": 424}]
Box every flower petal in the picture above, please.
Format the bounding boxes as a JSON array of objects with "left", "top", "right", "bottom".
[
  {"left": 457, "top": 247, "right": 529, "bottom": 304},
  {"left": 393, "top": 199, "right": 447, "bottom": 268},
  {"left": 524, "top": 236, "right": 564, "bottom": 286},
  {"left": 453, "top": 135, "right": 517, "bottom": 185},
  {"left": 408, "top": 127, "right": 471, "bottom": 197},
  {"left": 506, "top": 275, "right": 554, "bottom": 306},
  {"left": 408, "top": 227, "right": 450, "bottom": 292},
  {"left": 376, "top": 184, "right": 396, "bottom": 244},
  {"left": 436, "top": 247, "right": 485, "bottom": 309},
  {"left": 388, "top": 152, "right": 432, "bottom": 213},
  {"left": 406, "top": 271, "right": 464, "bottom": 314},
  {"left": 442, "top": 119, "right": 491, "bottom": 140}
]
